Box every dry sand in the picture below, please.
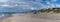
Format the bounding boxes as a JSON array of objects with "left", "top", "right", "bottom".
[{"left": 1, "top": 12, "right": 60, "bottom": 22}]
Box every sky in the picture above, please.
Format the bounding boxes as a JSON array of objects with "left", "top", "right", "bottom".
[{"left": 0, "top": 0, "right": 60, "bottom": 12}]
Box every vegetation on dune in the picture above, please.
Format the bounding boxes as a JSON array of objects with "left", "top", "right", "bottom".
[
  {"left": 38, "top": 8, "right": 60, "bottom": 13},
  {"left": 53, "top": 9, "right": 60, "bottom": 13}
]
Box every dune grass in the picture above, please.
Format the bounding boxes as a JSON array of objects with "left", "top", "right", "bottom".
[{"left": 38, "top": 8, "right": 60, "bottom": 13}]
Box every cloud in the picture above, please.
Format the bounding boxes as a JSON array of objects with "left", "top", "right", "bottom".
[
  {"left": 51, "top": 0, "right": 57, "bottom": 2},
  {"left": 0, "top": 0, "right": 8, "bottom": 2},
  {"left": 1, "top": 0, "right": 59, "bottom": 12},
  {"left": 46, "top": 1, "right": 51, "bottom": 4},
  {"left": 55, "top": 4, "right": 60, "bottom": 7}
]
